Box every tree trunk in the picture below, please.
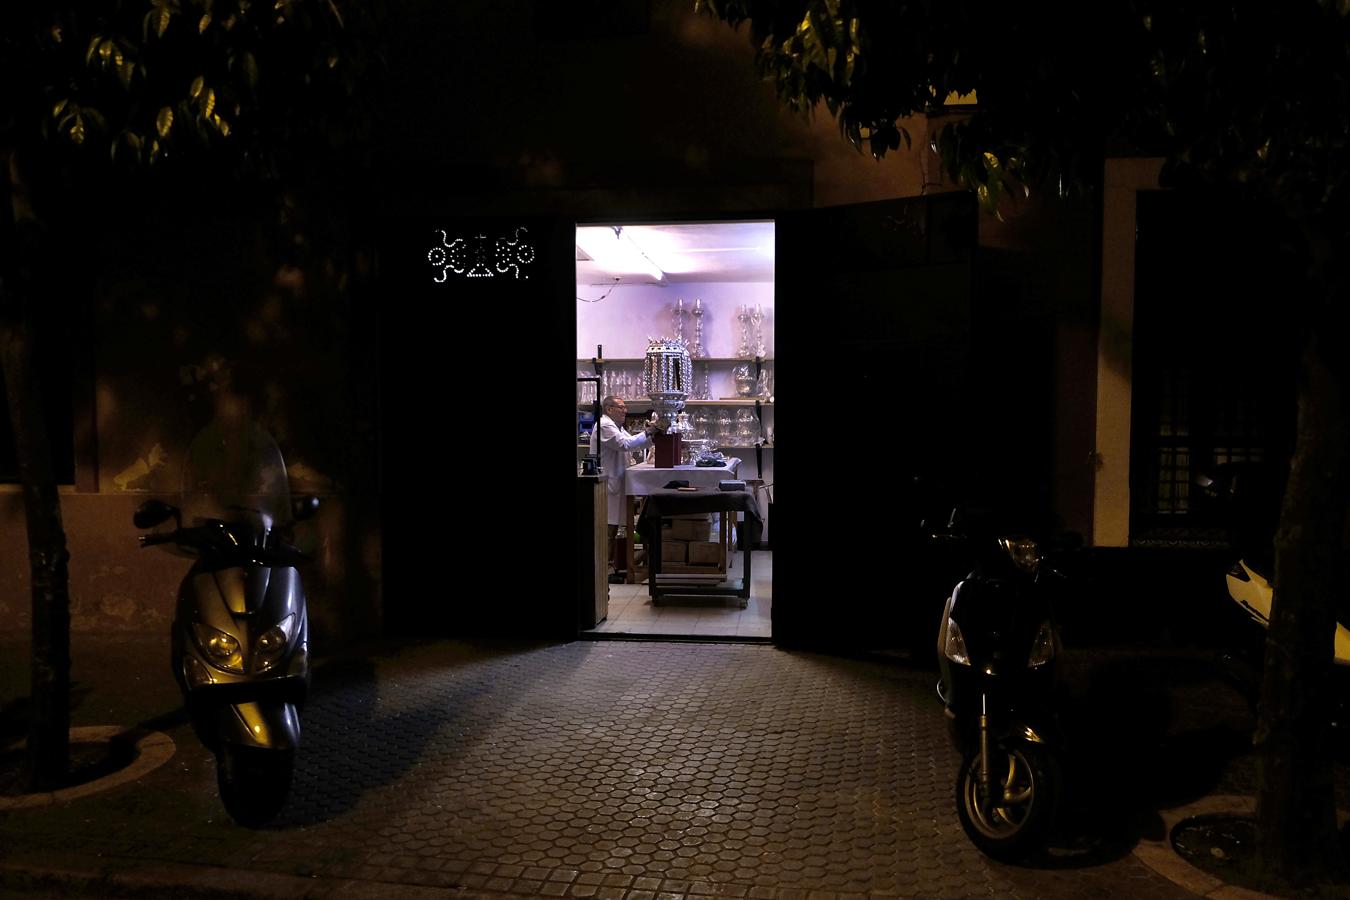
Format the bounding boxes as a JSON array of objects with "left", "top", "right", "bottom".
[
  {"left": 1, "top": 149, "right": 71, "bottom": 791},
  {"left": 1256, "top": 329, "right": 1347, "bottom": 876}
]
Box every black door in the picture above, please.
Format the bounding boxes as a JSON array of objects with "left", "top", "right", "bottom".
[
  {"left": 378, "top": 216, "right": 578, "bottom": 638},
  {"left": 773, "top": 193, "right": 980, "bottom": 652}
]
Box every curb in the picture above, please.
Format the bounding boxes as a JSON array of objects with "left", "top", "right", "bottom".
[
  {"left": 0, "top": 727, "right": 175, "bottom": 811},
  {"left": 1132, "top": 794, "right": 1350, "bottom": 900},
  {"left": 0, "top": 860, "right": 509, "bottom": 900}
]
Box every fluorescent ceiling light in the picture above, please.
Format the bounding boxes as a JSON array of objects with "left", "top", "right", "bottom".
[{"left": 575, "top": 226, "right": 667, "bottom": 284}]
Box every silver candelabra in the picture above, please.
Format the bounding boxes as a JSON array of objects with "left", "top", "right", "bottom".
[
  {"left": 751, "top": 303, "right": 765, "bottom": 358},
  {"left": 691, "top": 298, "right": 706, "bottom": 358}
]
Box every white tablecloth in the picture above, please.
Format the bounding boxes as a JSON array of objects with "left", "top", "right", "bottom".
[{"left": 625, "top": 459, "right": 742, "bottom": 496}]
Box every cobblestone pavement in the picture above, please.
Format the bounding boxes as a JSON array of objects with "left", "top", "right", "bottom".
[{"left": 2, "top": 634, "right": 1336, "bottom": 899}]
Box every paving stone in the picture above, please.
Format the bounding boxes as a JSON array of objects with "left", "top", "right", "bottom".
[{"left": 6, "top": 637, "right": 1335, "bottom": 899}]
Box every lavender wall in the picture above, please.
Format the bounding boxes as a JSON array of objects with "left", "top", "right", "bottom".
[{"left": 577, "top": 281, "right": 774, "bottom": 404}]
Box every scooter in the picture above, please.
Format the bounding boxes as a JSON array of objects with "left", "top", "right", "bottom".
[
  {"left": 934, "top": 509, "right": 1069, "bottom": 861},
  {"left": 134, "top": 419, "right": 318, "bottom": 826}
]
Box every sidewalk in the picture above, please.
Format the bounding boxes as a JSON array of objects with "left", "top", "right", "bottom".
[{"left": 0, "top": 634, "right": 1339, "bottom": 899}]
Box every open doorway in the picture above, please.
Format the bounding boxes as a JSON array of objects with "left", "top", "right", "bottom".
[{"left": 576, "top": 220, "right": 774, "bottom": 639}]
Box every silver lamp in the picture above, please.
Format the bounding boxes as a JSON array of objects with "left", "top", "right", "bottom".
[{"left": 642, "top": 337, "right": 693, "bottom": 433}]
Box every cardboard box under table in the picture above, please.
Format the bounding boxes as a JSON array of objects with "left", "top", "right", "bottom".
[
  {"left": 636, "top": 486, "right": 763, "bottom": 607},
  {"left": 622, "top": 459, "right": 742, "bottom": 584}
]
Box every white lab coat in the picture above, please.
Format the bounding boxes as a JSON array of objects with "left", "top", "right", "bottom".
[{"left": 589, "top": 414, "right": 650, "bottom": 526}]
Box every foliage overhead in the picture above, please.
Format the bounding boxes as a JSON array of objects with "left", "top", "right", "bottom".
[
  {"left": 697, "top": 0, "right": 1350, "bottom": 262},
  {"left": 0, "top": 0, "right": 385, "bottom": 180}
]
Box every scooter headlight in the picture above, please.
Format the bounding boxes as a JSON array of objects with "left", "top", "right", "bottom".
[
  {"left": 944, "top": 617, "right": 971, "bottom": 666},
  {"left": 252, "top": 614, "right": 296, "bottom": 672},
  {"left": 192, "top": 623, "right": 244, "bottom": 673},
  {"left": 1027, "top": 619, "right": 1057, "bottom": 668},
  {"left": 999, "top": 536, "right": 1041, "bottom": 574}
]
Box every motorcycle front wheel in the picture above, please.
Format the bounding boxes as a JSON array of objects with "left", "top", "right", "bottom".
[
  {"left": 955, "top": 742, "right": 1060, "bottom": 861},
  {"left": 217, "top": 745, "right": 294, "bottom": 827}
]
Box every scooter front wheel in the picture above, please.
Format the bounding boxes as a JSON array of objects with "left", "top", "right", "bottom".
[
  {"left": 955, "top": 742, "right": 1059, "bottom": 861},
  {"left": 217, "top": 745, "right": 294, "bottom": 827}
]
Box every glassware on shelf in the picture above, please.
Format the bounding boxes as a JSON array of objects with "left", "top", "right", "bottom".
[
  {"left": 578, "top": 371, "right": 597, "bottom": 405},
  {"left": 733, "top": 363, "right": 755, "bottom": 397},
  {"left": 697, "top": 363, "right": 711, "bottom": 400},
  {"left": 751, "top": 303, "right": 765, "bottom": 358},
  {"left": 673, "top": 298, "right": 687, "bottom": 346},
  {"left": 692, "top": 408, "right": 711, "bottom": 441},
  {"left": 736, "top": 304, "right": 752, "bottom": 358},
  {"left": 691, "top": 298, "right": 706, "bottom": 358},
  {"left": 735, "top": 409, "right": 758, "bottom": 446},
  {"left": 755, "top": 368, "right": 769, "bottom": 398},
  {"left": 716, "top": 407, "right": 734, "bottom": 444}
]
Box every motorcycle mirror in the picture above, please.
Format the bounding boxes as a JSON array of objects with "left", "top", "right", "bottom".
[
  {"left": 292, "top": 495, "right": 320, "bottom": 522},
  {"left": 133, "top": 499, "right": 180, "bottom": 530}
]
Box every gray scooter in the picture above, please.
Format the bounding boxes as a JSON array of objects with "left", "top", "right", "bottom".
[{"left": 134, "top": 420, "right": 318, "bottom": 826}]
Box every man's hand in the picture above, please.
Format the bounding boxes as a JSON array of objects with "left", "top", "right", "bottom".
[{"left": 649, "top": 416, "right": 671, "bottom": 434}]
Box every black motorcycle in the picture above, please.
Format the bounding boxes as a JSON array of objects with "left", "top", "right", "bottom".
[{"left": 933, "top": 511, "right": 1071, "bottom": 860}]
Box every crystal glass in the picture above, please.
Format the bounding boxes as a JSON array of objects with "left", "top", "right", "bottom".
[
  {"left": 673, "top": 298, "right": 687, "bottom": 345},
  {"left": 691, "top": 298, "right": 706, "bottom": 358},
  {"left": 735, "top": 409, "right": 758, "bottom": 446},
  {"left": 716, "top": 408, "right": 734, "bottom": 444},
  {"left": 692, "top": 408, "right": 711, "bottom": 440},
  {"left": 751, "top": 303, "right": 765, "bottom": 358},
  {"left": 736, "top": 304, "right": 751, "bottom": 358},
  {"left": 733, "top": 364, "right": 755, "bottom": 397}
]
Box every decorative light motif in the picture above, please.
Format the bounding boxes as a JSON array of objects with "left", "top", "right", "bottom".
[{"left": 428, "top": 227, "right": 536, "bottom": 282}]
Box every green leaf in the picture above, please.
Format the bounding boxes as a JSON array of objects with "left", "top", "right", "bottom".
[
  {"left": 156, "top": 106, "right": 174, "bottom": 137},
  {"left": 86, "top": 34, "right": 102, "bottom": 65},
  {"left": 199, "top": 13, "right": 211, "bottom": 32},
  {"left": 52, "top": 99, "right": 69, "bottom": 119},
  {"left": 156, "top": 6, "right": 172, "bottom": 37},
  {"left": 243, "top": 52, "right": 259, "bottom": 88},
  {"left": 190, "top": 76, "right": 205, "bottom": 99}
]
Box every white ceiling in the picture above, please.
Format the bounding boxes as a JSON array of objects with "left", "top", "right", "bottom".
[{"left": 576, "top": 221, "right": 775, "bottom": 286}]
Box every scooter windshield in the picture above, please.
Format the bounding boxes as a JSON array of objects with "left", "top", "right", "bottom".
[{"left": 181, "top": 417, "right": 291, "bottom": 546}]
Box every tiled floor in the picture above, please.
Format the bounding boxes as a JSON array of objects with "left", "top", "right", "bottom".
[
  {"left": 0, "top": 638, "right": 1224, "bottom": 899},
  {"left": 589, "top": 550, "right": 772, "bottom": 638}
]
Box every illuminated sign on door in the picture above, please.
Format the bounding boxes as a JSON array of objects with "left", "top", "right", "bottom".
[{"left": 428, "top": 227, "right": 536, "bottom": 282}]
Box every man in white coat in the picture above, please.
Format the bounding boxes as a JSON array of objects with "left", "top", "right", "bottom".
[{"left": 590, "top": 395, "right": 665, "bottom": 580}]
